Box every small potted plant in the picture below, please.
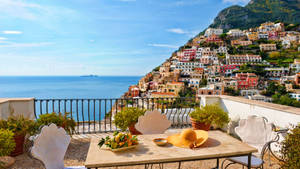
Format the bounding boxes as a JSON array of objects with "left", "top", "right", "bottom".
[
  {"left": 0, "top": 129, "right": 16, "bottom": 168},
  {"left": 189, "top": 104, "right": 229, "bottom": 131},
  {"left": 0, "top": 115, "right": 35, "bottom": 156},
  {"left": 280, "top": 124, "right": 300, "bottom": 169},
  {"left": 114, "top": 107, "right": 146, "bottom": 135},
  {"left": 35, "top": 112, "right": 76, "bottom": 135}
]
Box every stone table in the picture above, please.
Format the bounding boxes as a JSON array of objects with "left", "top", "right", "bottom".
[{"left": 85, "top": 130, "right": 257, "bottom": 169}]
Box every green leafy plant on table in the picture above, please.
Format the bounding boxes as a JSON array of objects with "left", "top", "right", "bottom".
[
  {"left": 114, "top": 107, "right": 146, "bottom": 134},
  {"left": 98, "top": 131, "right": 138, "bottom": 150},
  {"left": 280, "top": 124, "right": 300, "bottom": 169},
  {"left": 35, "top": 112, "right": 76, "bottom": 135},
  {"left": 189, "top": 104, "right": 229, "bottom": 131}
]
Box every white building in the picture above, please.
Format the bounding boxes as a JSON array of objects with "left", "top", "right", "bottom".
[
  {"left": 290, "top": 92, "right": 300, "bottom": 101},
  {"left": 240, "top": 90, "right": 259, "bottom": 97},
  {"left": 281, "top": 37, "right": 291, "bottom": 49},
  {"left": 226, "top": 54, "right": 262, "bottom": 65},
  {"left": 289, "top": 89, "right": 300, "bottom": 101},
  {"left": 214, "top": 46, "right": 227, "bottom": 54},
  {"left": 204, "top": 28, "right": 223, "bottom": 37},
  {"left": 264, "top": 67, "right": 289, "bottom": 79},
  {"left": 176, "top": 61, "right": 203, "bottom": 75},
  {"left": 290, "top": 59, "right": 300, "bottom": 73},
  {"left": 196, "top": 47, "right": 211, "bottom": 59},
  {"left": 227, "top": 29, "right": 244, "bottom": 37},
  {"left": 207, "top": 76, "right": 221, "bottom": 84},
  {"left": 200, "top": 54, "right": 219, "bottom": 65},
  {"left": 248, "top": 94, "right": 272, "bottom": 102},
  {"left": 188, "top": 78, "right": 202, "bottom": 88},
  {"left": 258, "top": 33, "right": 268, "bottom": 39}
]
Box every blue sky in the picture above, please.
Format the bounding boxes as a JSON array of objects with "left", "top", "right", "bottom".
[{"left": 0, "top": 0, "right": 249, "bottom": 76}]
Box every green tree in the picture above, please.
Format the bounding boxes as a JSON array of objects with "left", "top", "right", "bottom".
[
  {"left": 225, "top": 87, "right": 240, "bottom": 96},
  {"left": 199, "top": 78, "right": 207, "bottom": 87},
  {"left": 269, "top": 51, "right": 281, "bottom": 59},
  {"left": 219, "top": 33, "right": 228, "bottom": 41}
]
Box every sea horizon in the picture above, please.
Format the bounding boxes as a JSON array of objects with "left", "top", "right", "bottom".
[{"left": 0, "top": 76, "right": 142, "bottom": 99}]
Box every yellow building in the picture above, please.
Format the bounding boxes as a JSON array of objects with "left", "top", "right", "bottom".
[
  {"left": 247, "top": 32, "right": 258, "bottom": 41},
  {"left": 157, "top": 82, "right": 184, "bottom": 96},
  {"left": 151, "top": 92, "right": 176, "bottom": 98},
  {"left": 259, "top": 44, "right": 277, "bottom": 51}
]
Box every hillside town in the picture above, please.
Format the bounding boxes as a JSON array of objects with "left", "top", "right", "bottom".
[{"left": 125, "top": 21, "right": 300, "bottom": 107}]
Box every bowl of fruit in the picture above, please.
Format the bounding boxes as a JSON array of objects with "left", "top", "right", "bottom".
[{"left": 98, "top": 131, "right": 139, "bottom": 152}]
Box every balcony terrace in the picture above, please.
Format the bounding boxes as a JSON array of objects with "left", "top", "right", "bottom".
[{"left": 1, "top": 95, "right": 299, "bottom": 169}]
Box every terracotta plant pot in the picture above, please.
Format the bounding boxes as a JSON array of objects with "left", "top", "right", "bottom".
[
  {"left": 0, "top": 156, "right": 15, "bottom": 168},
  {"left": 190, "top": 118, "right": 211, "bottom": 131},
  {"left": 10, "top": 134, "right": 25, "bottom": 157},
  {"left": 128, "top": 124, "right": 142, "bottom": 135}
]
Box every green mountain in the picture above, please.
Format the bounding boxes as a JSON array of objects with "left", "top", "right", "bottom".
[{"left": 209, "top": 0, "right": 300, "bottom": 31}]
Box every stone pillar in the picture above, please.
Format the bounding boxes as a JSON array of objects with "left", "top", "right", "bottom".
[
  {"left": 0, "top": 98, "right": 35, "bottom": 120},
  {"left": 200, "top": 95, "right": 221, "bottom": 106}
]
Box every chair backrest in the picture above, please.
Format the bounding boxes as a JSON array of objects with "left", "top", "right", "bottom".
[
  {"left": 135, "top": 110, "right": 171, "bottom": 134},
  {"left": 235, "top": 115, "right": 275, "bottom": 155},
  {"left": 31, "top": 123, "right": 71, "bottom": 169}
]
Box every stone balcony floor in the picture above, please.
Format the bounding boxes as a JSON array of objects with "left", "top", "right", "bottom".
[{"left": 10, "top": 130, "right": 281, "bottom": 169}]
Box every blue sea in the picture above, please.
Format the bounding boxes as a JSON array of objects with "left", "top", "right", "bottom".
[
  {"left": 0, "top": 76, "right": 141, "bottom": 121},
  {"left": 0, "top": 76, "right": 141, "bottom": 99}
]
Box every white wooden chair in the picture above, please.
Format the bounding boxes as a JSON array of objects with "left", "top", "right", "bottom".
[
  {"left": 135, "top": 110, "right": 171, "bottom": 134},
  {"left": 31, "top": 123, "right": 86, "bottom": 169},
  {"left": 135, "top": 110, "right": 172, "bottom": 169},
  {"left": 221, "top": 115, "right": 276, "bottom": 169}
]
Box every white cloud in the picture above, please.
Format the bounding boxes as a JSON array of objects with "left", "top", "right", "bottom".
[
  {"left": 2, "top": 30, "right": 23, "bottom": 34},
  {"left": 0, "top": 42, "right": 53, "bottom": 48},
  {"left": 223, "top": 0, "right": 250, "bottom": 4},
  {"left": 0, "top": 37, "right": 7, "bottom": 40},
  {"left": 0, "top": 0, "right": 78, "bottom": 30},
  {"left": 148, "top": 43, "right": 178, "bottom": 49},
  {"left": 167, "top": 28, "right": 187, "bottom": 34},
  {"left": 0, "top": 0, "right": 43, "bottom": 20}
]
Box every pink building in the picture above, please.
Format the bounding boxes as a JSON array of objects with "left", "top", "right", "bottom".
[
  {"left": 236, "top": 73, "right": 258, "bottom": 90},
  {"left": 219, "top": 65, "right": 240, "bottom": 75},
  {"left": 268, "top": 31, "right": 278, "bottom": 40},
  {"left": 180, "top": 48, "right": 196, "bottom": 61}
]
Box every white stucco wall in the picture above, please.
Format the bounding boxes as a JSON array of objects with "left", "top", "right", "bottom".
[
  {"left": 201, "top": 96, "right": 300, "bottom": 128},
  {"left": 0, "top": 98, "right": 35, "bottom": 120}
]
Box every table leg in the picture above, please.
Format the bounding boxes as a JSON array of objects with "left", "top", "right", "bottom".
[
  {"left": 248, "top": 153, "right": 252, "bottom": 169},
  {"left": 178, "top": 161, "right": 181, "bottom": 169},
  {"left": 211, "top": 158, "right": 219, "bottom": 169}
]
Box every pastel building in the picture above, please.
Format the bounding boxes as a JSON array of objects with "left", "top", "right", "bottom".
[
  {"left": 197, "top": 83, "right": 224, "bottom": 96},
  {"left": 226, "top": 54, "right": 262, "bottom": 65},
  {"left": 206, "top": 34, "right": 223, "bottom": 45},
  {"left": 259, "top": 44, "right": 277, "bottom": 51},
  {"left": 204, "top": 28, "right": 223, "bottom": 37},
  {"left": 231, "top": 40, "right": 252, "bottom": 46},
  {"left": 176, "top": 61, "right": 203, "bottom": 75},
  {"left": 289, "top": 90, "right": 300, "bottom": 101},
  {"left": 180, "top": 48, "right": 197, "bottom": 61},
  {"left": 227, "top": 29, "right": 244, "bottom": 38},
  {"left": 128, "top": 85, "right": 140, "bottom": 98},
  {"left": 264, "top": 67, "right": 289, "bottom": 79},
  {"left": 218, "top": 64, "right": 240, "bottom": 76},
  {"left": 290, "top": 59, "right": 300, "bottom": 73},
  {"left": 235, "top": 73, "right": 258, "bottom": 90}
]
